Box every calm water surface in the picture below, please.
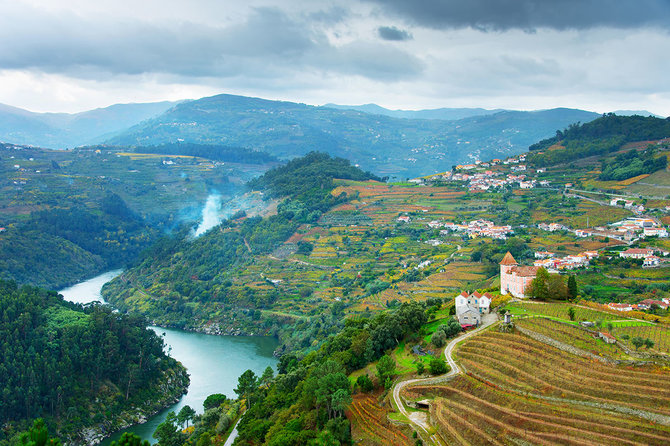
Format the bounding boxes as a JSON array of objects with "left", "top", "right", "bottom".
[{"left": 59, "top": 271, "right": 278, "bottom": 444}]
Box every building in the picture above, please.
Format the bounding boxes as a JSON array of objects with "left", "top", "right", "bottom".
[
  {"left": 454, "top": 291, "right": 492, "bottom": 325},
  {"left": 644, "top": 227, "right": 668, "bottom": 237},
  {"left": 643, "top": 255, "right": 660, "bottom": 267},
  {"left": 608, "top": 302, "right": 633, "bottom": 312},
  {"left": 598, "top": 332, "right": 617, "bottom": 344},
  {"left": 620, "top": 248, "right": 654, "bottom": 259},
  {"left": 500, "top": 252, "right": 539, "bottom": 298}
]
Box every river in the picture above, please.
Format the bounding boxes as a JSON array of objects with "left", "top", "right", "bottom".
[{"left": 59, "top": 271, "right": 278, "bottom": 445}]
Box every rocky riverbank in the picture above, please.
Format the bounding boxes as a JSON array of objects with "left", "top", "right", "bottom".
[{"left": 69, "top": 365, "right": 190, "bottom": 446}]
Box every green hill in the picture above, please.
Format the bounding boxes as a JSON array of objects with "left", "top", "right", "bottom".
[{"left": 528, "top": 113, "right": 670, "bottom": 166}]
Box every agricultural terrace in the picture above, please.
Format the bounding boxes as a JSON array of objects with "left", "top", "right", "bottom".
[
  {"left": 454, "top": 331, "right": 670, "bottom": 420},
  {"left": 400, "top": 329, "right": 670, "bottom": 444},
  {"left": 405, "top": 374, "right": 670, "bottom": 446},
  {"left": 505, "top": 301, "right": 670, "bottom": 356},
  {"left": 346, "top": 392, "right": 412, "bottom": 446},
  {"left": 516, "top": 318, "right": 634, "bottom": 359},
  {"left": 504, "top": 301, "right": 621, "bottom": 322}
]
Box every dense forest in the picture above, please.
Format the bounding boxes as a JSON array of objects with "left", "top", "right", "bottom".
[
  {"left": 0, "top": 193, "right": 161, "bottom": 289},
  {"left": 134, "top": 143, "right": 278, "bottom": 164},
  {"left": 527, "top": 114, "right": 670, "bottom": 166},
  {"left": 0, "top": 281, "right": 188, "bottom": 442}
]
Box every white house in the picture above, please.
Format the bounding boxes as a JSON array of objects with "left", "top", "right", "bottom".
[
  {"left": 455, "top": 291, "right": 492, "bottom": 326},
  {"left": 643, "top": 255, "right": 660, "bottom": 267},
  {"left": 644, "top": 227, "right": 668, "bottom": 237},
  {"left": 620, "top": 248, "right": 654, "bottom": 259}
]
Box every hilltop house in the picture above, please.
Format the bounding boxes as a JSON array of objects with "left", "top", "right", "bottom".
[{"left": 500, "top": 252, "right": 539, "bottom": 298}]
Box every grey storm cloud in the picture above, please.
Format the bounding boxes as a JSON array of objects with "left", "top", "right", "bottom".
[
  {"left": 0, "top": 4, "right": 421, "bottom": 81},
  {"left": 363, "top": 0, "right": 670, "bottom": 31},
  {"left": 378, "top": 26, "right": 413, "bottom": 41}
]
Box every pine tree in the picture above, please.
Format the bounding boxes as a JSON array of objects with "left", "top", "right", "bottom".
[{"left": 567, "top": 275, "right": 578, "bottom": 300}]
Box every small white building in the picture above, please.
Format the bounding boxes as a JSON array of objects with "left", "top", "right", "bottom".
[
  {"left": 643, "top": 255, "right": 660, "bottom": 267},
  {"left": 644, "top": 227, "right": 668, "bottom": 238},
  {"left": 455, "top": 291, "right": 492, "bottom": 326}
]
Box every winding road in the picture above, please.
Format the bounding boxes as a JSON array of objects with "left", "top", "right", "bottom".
[{"left": 391, "top": 313, "right": 498, "bottom": 445}]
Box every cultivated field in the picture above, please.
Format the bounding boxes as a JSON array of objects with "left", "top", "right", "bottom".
[
  {"left": 347, "top": 392, "right": 412, "bottom": 445},
  {"left": 401, "top": 328, "right": 670, "bottom": 445},
  {"left": 456, "top": 331, "right": 670, "bottom": 418}
]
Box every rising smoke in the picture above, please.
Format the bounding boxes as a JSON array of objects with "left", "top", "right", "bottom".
[{"left": 193, "top": 193, "right": 222, "bottom": 237}]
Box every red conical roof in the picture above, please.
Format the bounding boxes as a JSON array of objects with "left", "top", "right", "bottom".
[{"left": 500, "top": 251, "right": 518, "bottom": 265}]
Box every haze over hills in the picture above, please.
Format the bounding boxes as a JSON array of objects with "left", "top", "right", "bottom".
[
  {"left": 322, "top": 103, "right": 504, "bottom": 121},
  {"left": 107, "top": 93, "right": 600, "bottom": 178},
  {"left": 0, "top": 100, "right": 179, "bottom": 148},
  {"left": 612, "top": 110, "right": 665, "bottom": 118}
]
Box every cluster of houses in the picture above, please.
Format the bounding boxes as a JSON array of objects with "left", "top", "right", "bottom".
[
  {"left": 609, "top": 198, "right": 645, "bottom": 214},
  {"left": 537, "top": 222, "right": 569, "bottom": 232},
  {"left": 533, "top": 250, "right": 599, "bottom": 270},
  {"left": 608, "top": 298, "right": 670, "bottom": 312},
  {"left": 454, "top": 155, "right": 527, "bottom": 171},
  {"left": 538, "top": 217, "right": 669, "bottom": 243},
  {"left": 443, "top": 169, "right": 548, "bottom": 193},
  {"left": 454, "top": 291, "right": 492, "bottom": 326},
  {"left": 619, "top": 247, "right": 668, "bottom": 267},
  {"left": 610, "top": 217, "right": 668, "bottom": 238},
  {"left": 429, "top": 219, "right": 514, "bottom": 240}
]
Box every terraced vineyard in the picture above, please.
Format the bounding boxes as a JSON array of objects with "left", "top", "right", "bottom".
[
  {"left": 347, "top": 393, "right": 411, "bottom": 445},
  {"left": 408, "top": 376, "right": 670, "bottom": 445},
  {"left": 402, "top": 329, "right": 670, "bottom": 445},
  {"left": 614, "top": 323, "right": 670, "bottom": 354},
  {"left": 505, "top": 301, "right": 621, "bottom": 322},
  {"left": 456, "top": 331, "right": 670, "bottom": 419},
  {"left": 516, "top": 317, "right": 631, "bottom": 359}
]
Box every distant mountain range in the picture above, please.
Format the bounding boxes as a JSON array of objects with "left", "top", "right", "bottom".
[
  {"left": 105, "top": 94, "right": 600, "bottom": 177},
  {"left": 0, "top": 101, "right": 179, "bottom": 148},
  {"left": 9, "top": 94, "right": 659, "bottom": 177}
]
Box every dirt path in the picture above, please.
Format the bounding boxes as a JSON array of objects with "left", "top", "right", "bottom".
[{"left": 391, "top": 313, "right": 498, "bottom": 445}]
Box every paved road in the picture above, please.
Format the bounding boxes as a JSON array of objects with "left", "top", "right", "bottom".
[{"left": 391, "top": 313, "right": 498, "bottom": 445}]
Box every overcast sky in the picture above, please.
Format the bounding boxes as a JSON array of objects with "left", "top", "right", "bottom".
[{"left": 1, "top": 0, "right": 669, "bottom": 115}]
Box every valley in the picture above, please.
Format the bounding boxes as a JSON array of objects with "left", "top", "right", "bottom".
[{"left": 2, "top": 113, "right": 670, "bottom": 446}]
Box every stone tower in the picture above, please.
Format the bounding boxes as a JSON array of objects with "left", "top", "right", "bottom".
[{"left": 499, "top": 251, "right": 518, "bottom": 295}]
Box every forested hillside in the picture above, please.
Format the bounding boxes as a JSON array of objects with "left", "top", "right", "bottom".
[
  {"left": 0, "top": 193, "right": 161, "bottom": 289},
  {"left": 0, "top": 281, "right": 188, "bottom": 443},
  {"left": 528, "top": 114, "right": 670, "bottom": 166},
  {"left": 0, "top": 144, "right": 266, "bottom": 289},
  {"left": 233, "top": 302, "right": 428, "bottom": 445},
  {"left": 102, "top": 153, "right": 378, "bottom": 334},
  {"left": 133, "top": 143, "right": 277, "bottom": 164}
]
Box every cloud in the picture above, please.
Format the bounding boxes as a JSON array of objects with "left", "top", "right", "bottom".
[
  {"left": 0, "top": 4, "right": 421, "bottom": 83},
  {"left": 378, "top": 25, "right": 413, "bottom": 41},
  {"left": 363, "top": 0, "right": 670, "bottom": 31}
]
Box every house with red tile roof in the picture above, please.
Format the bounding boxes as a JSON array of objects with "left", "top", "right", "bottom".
[{"left": 500, "top": 252, "right": 539, "bottom": 298}]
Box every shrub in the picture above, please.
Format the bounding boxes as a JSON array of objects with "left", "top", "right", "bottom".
[
  {"left": 429, "top": 357, "right": 449, "bottom": 375},
  {"left": 356, "top": 374, "right": 374, "bottom": 393}
]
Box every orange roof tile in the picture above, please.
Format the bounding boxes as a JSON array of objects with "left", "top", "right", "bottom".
[{"left": 500, "top": 251, "right": 518, "bottom": 265}]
